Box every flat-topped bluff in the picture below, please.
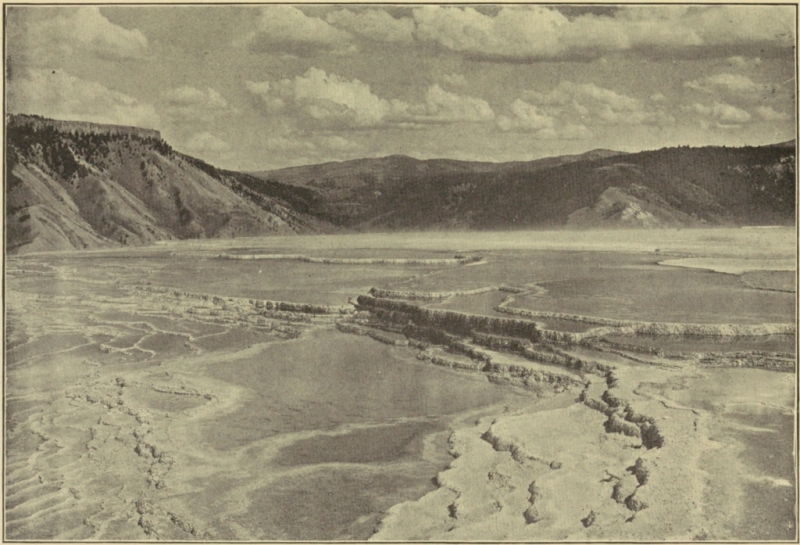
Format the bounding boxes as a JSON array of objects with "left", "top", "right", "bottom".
[
  {"left": 8, "top": 113, "right": 162, "bottom": 141},
  {"left": 6, "top": 114, "right": 333, "bottom": 254}
]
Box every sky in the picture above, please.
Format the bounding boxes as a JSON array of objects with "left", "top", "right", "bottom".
[{"left": 5, "top": 4, "right": 797, "bottom": 171}]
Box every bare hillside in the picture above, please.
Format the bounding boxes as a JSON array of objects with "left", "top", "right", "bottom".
[{"left": 5, "top": 115, "right": 334, "bottom": 254}]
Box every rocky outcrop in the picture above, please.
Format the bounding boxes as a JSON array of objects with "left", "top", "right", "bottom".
[
  {"left": 471, "top": 332, "right": 613, "bottom": 376},
  {"left": 416, "top": 351, "right": 484, "bottom": 372},
  {"left": 698, "top": 352, "right": 795, "bottom": 372},
  {"left": 523, "top": 482, "right": 542, "bottom": 524},
  {"left": 580, "top": 386, "right": 665, "bottom": 449},
  {"left": 356, "top": 295, "right": 541, "bottom": 341},
  {"left": 483, "top": 361, "right": 584, "bottom": 390},
  {"left": 497, "top": 304, "right": 796, "bottom": 337}
]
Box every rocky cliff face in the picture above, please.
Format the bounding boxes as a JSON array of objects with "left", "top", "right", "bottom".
[{"left": 6, "top": 115, "right": 333, "bottom": 253}]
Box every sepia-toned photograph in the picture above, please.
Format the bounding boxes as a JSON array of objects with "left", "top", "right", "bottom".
[{"left": 4, "top": 3, "right": 797, "bottom": 541}]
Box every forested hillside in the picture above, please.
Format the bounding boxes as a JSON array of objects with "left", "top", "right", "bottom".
[{"left": 251, "top": 145, "right": 795, "bottom": 230}]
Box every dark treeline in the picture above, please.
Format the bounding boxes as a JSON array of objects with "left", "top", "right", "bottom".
[{"left": 7, "top": 120, "right": 173, "bottom": 179}]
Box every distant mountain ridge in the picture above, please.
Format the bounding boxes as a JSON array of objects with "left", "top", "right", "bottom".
[
  {"left": 251, "top": 143, "right": 795, "bottom": 230},
  {"left": 4, "top": 114, "right": 796, "bottom": 254}
]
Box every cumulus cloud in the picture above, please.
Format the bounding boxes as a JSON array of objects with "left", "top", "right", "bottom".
[
  {"left": 247, "top": 68, "right": 495, "bottom": 128},
  {"left": 497, "top": 98, "right": 591, "bottom": 139},
  {"left": 689, "top": 6, "right": 794, "bottom": 48},
  {"left": 250, "top": 67, "right": 407, "bottom": 128},
  {"left": 497, "top": 99, "right": 555, "bottom": 132},
  {"left": 685, "top": 73, "right": 769, "bottom": 95},
  {"left": 242, "top": 6, "right": 354, "bottom": 55},
  {"left": 417, "top": 85, "right": 495, "bottom": 123},
  {"left": 325, "top": 8, "right": 414, "bottom": 43},
  {"left": 526, "top": 81, "right": 671, "bottom": 126},
  {"left": 161, "top": 86, "right": 237, "bottom": 124},
  {"left": 7, "top": 68, "right": 159, "bottom": 129},
  {"left": 7, "top": 6, "right": 148, "bottom": 65},
  {"left": 245, "top": 80, "right": 285, "bottom": 111},
  {"left": 410, "top": 5, "right": 794, "bottom": 62},
  {"left": 690, "top": 101, "right": 751, "bottom": 125}
]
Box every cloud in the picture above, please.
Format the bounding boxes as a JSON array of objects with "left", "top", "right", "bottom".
[
  {"left": 497, "top": 99, "right": 555, "bottom": 132},
  {"left": 756, "top": 106, "right": 790, "bottom": 121},
  {"left": 184, "top": 132, "right": 231, "bottom": 153},
  {"left": 690, "top": 6, "right": 794, "bottom": 48},
  {"left": 526, "top": 81, "right": 671, "bottom": 126},
  {"left": 250, "top": 67, "right": 407, "bottom": 128},
  {"left": 163, "top": 86, "right": 230, "bottom": 110},
  {"left": 416, "top": 85, "right": 495, "bottom": 123},
  {"left": 7, "top": 6, "right": 148, "bottom": 64},
  {"left": 247, "top": 68, "right": 495, "bottom": 128},
  {"left": 161, "top": 86, "right": 237, "bottom": 124},
  {"left": 497, "top": 98, "right": 591, "bottom": 139},
  {"left": 690, "top": 101, "right": 751, "bottom": 125},
  {"left": 243, "top": 6, "right": 354, "bottom": 55},
  {"left": 246, "top": 80, "right": 286, "bottom": 111},
  {"left": 413, "top": 6, "right": 582, "bottom": 61},
  {"left": 410, "top": 5, "right": 794, "bottom": 62},
  {"left": 325, "top": 8, "right": 414, "bottom": 43},
  {"left": 685, "top": 73, "right": 769, "bottom": 95},
  {"left": 7, "top": 68, "right": 159, "bottom": 129}
]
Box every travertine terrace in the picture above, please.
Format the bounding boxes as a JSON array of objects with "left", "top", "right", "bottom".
[{"left": 5, "top": 229, "right": 796, "bottom": 540}]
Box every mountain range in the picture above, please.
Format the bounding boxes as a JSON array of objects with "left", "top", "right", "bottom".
[{"left": 5, "top": 114, "right": 796, "bottom": 254}]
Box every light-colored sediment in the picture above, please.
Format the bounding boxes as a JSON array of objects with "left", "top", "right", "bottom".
[
  {"left": 6, "top": 244, "right": 796, "bottom": 541},
  {"left": 217, "top": 253, "right": 483, "bottom": 265},
  {"left": 659, "top": 257, "right": 796, "bottom": 275},
  {"left": 355, "top": 288, "right": 796, "bottom": 541}
]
